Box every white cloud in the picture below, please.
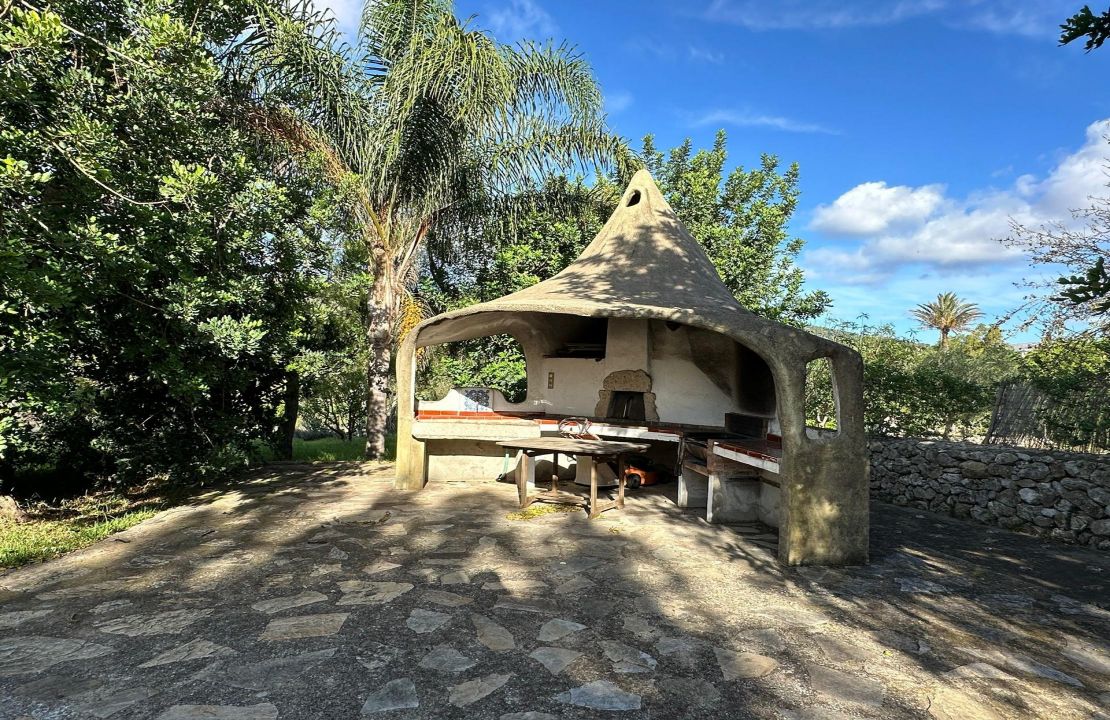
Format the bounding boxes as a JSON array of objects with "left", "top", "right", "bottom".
[
  {"left": 1035, "top": 120, "right": 1110, "bottom": 214},
  {"left": 805, "top": 119, "right": 1110, "bottom": 283},
  {"left": 688, "top": 45, "right": 725, "bottom": 63},
  {"left": 625, "top": 40, "right": 724, "bottom": 65},
  {"left": 485, "top": 0, "right": 557, "bottom": 41},
  {"left": 623, "top": 36, "right": 677, "bottom": 61},
  {"left": 703, "top": 0, "right": 1072, "bottom": 38},
  {"left": 692, "top": 109, "right": 836, "bottom": 134},
  {"left": 811, "top": 182, "right": 946, "bottom": 235},
  {"left": 957, "top": 4, "right": 1072, "bottom": 39},
  {"left": 605, "top": 91, "right": 633, "bottom": 115},
  {"left": 703, "top": 0, "right": 941, "bottom": 30}
]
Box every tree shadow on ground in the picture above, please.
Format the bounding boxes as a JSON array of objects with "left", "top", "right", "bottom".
[{"left": 0, "top": 463, "right": 1107, "bottom": 719}]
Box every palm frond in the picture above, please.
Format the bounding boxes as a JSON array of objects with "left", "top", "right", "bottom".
[
  {"left": 217, "top": 0, "right": 633, "bottom": 327},
  {"left": 224, "top": 0, "right": 383, "bottom": 176}
]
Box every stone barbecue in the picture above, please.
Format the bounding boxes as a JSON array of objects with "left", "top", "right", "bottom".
[{"left": 395, "top": 170, "right": 869, "bottom": 565}]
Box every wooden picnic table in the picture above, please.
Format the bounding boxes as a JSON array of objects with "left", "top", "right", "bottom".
[{"left": 497, "top": 437, "right": 650, "bottom": 519}]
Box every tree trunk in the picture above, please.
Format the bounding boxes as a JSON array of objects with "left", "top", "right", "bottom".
[
  {"left": 939, "top": 327, "right": 950, "bottom": 349},
  {"left": 277, "top": 370, "right": 300, "bottom": 460},
  {"left": 365, "top": 249, "right": 394, "bottom": 459},
  {"left": 347, "top": 397, "right": 358, "bottom": 443}
]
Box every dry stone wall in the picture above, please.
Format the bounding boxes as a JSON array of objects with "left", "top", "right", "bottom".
[{"left": 870, "top": 438, "right": 1110, "bottom": 551}]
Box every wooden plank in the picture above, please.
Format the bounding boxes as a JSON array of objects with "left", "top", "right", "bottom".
[
  {"left": 531, "top": 490, "right": 587, "bottom": 506},
  {"left": 516, "top": 452, "right": 534, "bottom": 508},
  {"left": 588, "top": 456, "right": 599, "bottom": 520},
  {"left": 497, "top": 437, "right": 649, "bottom": 454},
  {"left": 682, "top": 459, "right": 710, "bottom": 477}
]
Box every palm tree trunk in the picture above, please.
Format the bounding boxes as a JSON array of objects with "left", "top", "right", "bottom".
[
  {"left": 939, "top": 328, "right": 950, "bottom": 349},
  {"left": 364, "top": 248, "right": 394, "bottom": 459}
]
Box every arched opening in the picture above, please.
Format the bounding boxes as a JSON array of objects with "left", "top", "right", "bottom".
[
  {"left": 417, "top": 333, "right": 528, "bottom": 404},
  {"left": 734, "top": 343, "right": 777, "bottom": 418},
  {"left": 626, "top": 189, "right": 642, "bottom": 206},
  {"left": 805, "top": 357, "right": 840, "bottom": 435}
]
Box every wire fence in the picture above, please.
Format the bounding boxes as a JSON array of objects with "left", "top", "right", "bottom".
[{"left": 985, "top": 379, "right": 1110, "bottom": 453}]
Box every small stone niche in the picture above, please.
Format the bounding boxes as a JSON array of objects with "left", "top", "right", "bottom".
[{"left": 595, "top": 369, "right": 658, "bottom": 422}]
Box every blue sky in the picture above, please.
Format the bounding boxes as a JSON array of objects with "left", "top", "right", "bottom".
[{"left": 324, "top": 0, "right": 1110, "bottom": 341}]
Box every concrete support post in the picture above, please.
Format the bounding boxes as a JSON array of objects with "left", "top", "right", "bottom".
[
  {"left": 678, "top": 468, "right": 708, "bottom": 508},
  {"left": 706, "top": 441, "right": 761, "bottom": 524},
  {"left": 395, "top": 334, "right": 426, "bottom": 490},
  {"left": 775, "top": 351, "right": 869, "bottom": 566}
]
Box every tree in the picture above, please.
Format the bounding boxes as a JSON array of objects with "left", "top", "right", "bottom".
[
  {"left": 1005, "top": 194, "right": 1110, "bottom": 336},
  {"left": 1060, "top": 5, "right": 1110, "bottom": 50},
  {"left": 0, "top": 0, "right": 342, "bottom": 488},
  {"left": 1005, "top": 2, "right": 1110, "bottom": 446},
  {"left": 912, "top": 326, "right": 1021, "bottom": 438},
  {"left": 1029, "top": 5, "right": 1110, "bottom": 330},
  {"left": 910, "top": 292, "right": 984, "bottom": 348},
  {"left": 235, "top": 0, "right": 630, "bottom": 459},
  {"left": 641, "top": 130, "right": 831, "bottom": 325},
  {"left": 809, "top": 320, "right": 1021, "bottom": 439},
  {"left": 416, "top": 176, "right": 614, "bottom": 401},
  {"left": 1023, "top": 337, "right": 1110, "bottom": 450},
  {"left": 1057, "top": 256, "right": 1110, "bottom": 317},
  {"left": 297, "top": 261, "right": 372, "bottom": 442}
]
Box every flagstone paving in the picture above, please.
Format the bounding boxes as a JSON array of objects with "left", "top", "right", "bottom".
[{"left": 1, "top": 461, "right": 1109, "bottom": 719}]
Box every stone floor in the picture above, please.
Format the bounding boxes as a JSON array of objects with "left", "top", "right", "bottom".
[{"left": 1, "top": 462, "right": 1109, "bottom": 720}]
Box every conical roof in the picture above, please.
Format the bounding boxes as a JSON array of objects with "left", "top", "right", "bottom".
[
  {"left": 413, "top": 169, "right": 835, "bottom": 359},
  {"left": 474, "top": 169, "right": 748, "bottom": 318}
]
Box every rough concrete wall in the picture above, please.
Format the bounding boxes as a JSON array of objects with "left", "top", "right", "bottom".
[
  {"left": 650, "top": 356, "right": 737, "bottom": 425},
  {"left": 535, "top": 319, "right": 741, "bottom": 425},
  {"left": 870, "top": 438, "right": 1110, "bottom": 551},
  {"left": 538, "top": 357, "right": 609, "bottom": 415},
  {"left": 606, "top": 318, "right": 651, "bottom": 373},
  {"left": 648, "top": 322, "right": 740, "bottom": 426},
  {"left": 395, "top": 334, "right": 424, "bottom": 490},
  {"left": 424, "top": 439, "right": 510, "bottom": 482}
]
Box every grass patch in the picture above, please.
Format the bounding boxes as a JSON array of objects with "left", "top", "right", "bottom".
[
  {"left": 1, "top": 510, "right": 157, "bottom": 568},
  {"left": 505, "top": 503, "right": 581, "bottom": 521},
  {"left": 259, "top": 435, "right": 396, "bottom": 463},
  {"left": 0, "top": 491, "right": 172, "bottom": 569},
  {"left": 3, "top": 434, "right": 398, "bottom": 571},
  {"left": 291, "top": 437, "right": 366, "bottom": 462}
]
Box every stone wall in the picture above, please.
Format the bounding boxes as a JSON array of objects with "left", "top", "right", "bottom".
[{"left": 870, "top": 438, "right": 1110, "bottom": 551}]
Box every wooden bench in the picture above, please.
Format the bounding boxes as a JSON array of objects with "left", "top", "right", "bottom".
[{"left": 679, "top": 437, "right": 781, "bottom": 526}]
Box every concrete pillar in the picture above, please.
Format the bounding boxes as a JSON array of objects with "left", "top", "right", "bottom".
[
  {"left": 775, "top": 350, "right": 869, "bottom": 566},
  {"left": 678, "top": 467, "right": 708, "bottom": 508},
  {"left": 395, "top": 333, "right": 425, "bottom": 490}
]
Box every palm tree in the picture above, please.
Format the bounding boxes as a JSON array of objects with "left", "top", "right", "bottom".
[
  {"left": 225, "top": 0, "right": 633, "bottom": 458},
  {"left": 911, "top": 292, "right": 984, "bottom": 348}
]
